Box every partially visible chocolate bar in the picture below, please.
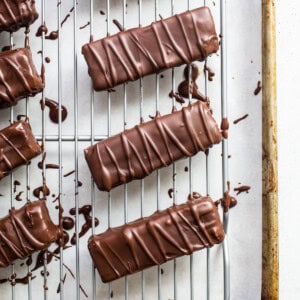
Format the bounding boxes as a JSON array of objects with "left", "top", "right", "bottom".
[
  {"left": 0, "top": 0, "right": 39, "bottom": 32},
  {"left": 0, "top": 120, "right": 41, "bottom": 179},
  {"left": 88, "top": 193, "right": 224, "bottom": 283},
  {"left": 0, "top": 200, "right": 59, "bottom": 267},
  {"left": 84, "top": 101, "right": 222, "bottom": 191},
  {"left": 82, "top": 7, "right": 219, "bottom": 91},
  {"left": 0, "top": 48, "right": 44, "bottom": 109}
]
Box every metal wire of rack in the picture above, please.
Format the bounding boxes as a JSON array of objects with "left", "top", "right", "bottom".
[{"left": 0, "top": 0, "right": 232, "bottom": 299}]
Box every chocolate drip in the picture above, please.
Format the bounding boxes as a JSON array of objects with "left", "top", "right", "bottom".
[
  {"left": 178, "top": 64, "right": 208, "bottom": 102},
  {"left": 204, "top": 64, "right": 215, "bottom": 81},
  {"left": 0, "top": 48, "right": 44, "bottom": 108},
  {"left": 88, "top": 193, "right": 224, "bottom": 282},
  {"left": 42, "top": 98, "right": 68, "bottom": 123},
  {"left": 82, "top": 7, "right": 219, "bottom": 91},
  {"left": 0, "top": 0, "right": 39, "bottom": 33},
  {"left": 62, "top": 217, "right": 75, "bottom": 230},
  {"left": 45, "top": 30, "right": 59, "bottom": 40},
  {"left": 36, "top": 23, "right": 48, "bottom": 37},
  {"left": 0, "top": 121, "right": 41, "bottom": 180},
  {"left": 0, "top": 200, "right": 59, "bottom": 267},
  {"left": 112, "top": 19, "right": 125, "bottom": 32},
  {"left": 85, "top": 101, "right": 222, "bottom": 191}
]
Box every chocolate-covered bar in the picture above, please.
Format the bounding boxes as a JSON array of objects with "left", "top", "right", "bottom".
[
  {"left": 82, "top": 7, "right": 219, "bottom": 91},
  {"left": 0, "top": 0, "right": 39, "bottom": 32},
  {"left": 0, "top": 200, "right": 59, "bottom": 267},
  {"left": 0, "top": 48, "right": 44, "bottom": 109},
  {"left": 0, "top": 120, "right": 41, "bottom": 179},
  {"left": 88, "top": 193, "right": 224, "bottom": 282},
  {"left": 84, "top": 101, "right": 222, "bottom": 191}
]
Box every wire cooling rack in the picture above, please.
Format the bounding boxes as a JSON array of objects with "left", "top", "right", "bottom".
[{"left": 0, "top": 0, "right": 263, "bottom": 299}]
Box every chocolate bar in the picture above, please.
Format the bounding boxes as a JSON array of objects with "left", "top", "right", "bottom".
[
  {"left": 82, "top": 7, "right": 219, "bottom": 91},
  {"left": 0, "top": 48, "right": 44, "bottom": 109},
  {"left": 0, "top": 200, "right": 59, "bottom": 267},
  {"left": 0, "top": 0, "right": 39, "bottom": 32},
  {"left": 88, "top": 193, "right": 224, "bottom": 282},
  {"left": 0, "top": 120, "right": 42, "bottom": 179},
  {"left": 84, "top": 101, "right": 222, "bottom": 191}
]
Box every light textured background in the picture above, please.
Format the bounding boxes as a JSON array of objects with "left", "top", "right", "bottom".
[
  {"left": 277, "top": 0, "right": 300, "bottom": 299},
  {"left": 0, "top": 0, "right": 265, "bottom": 299}
]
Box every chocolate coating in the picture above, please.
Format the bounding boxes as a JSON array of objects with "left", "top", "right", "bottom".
[
  {"left": 0, "top": 48, "right": 44, "bottom": 109},
  {"left": 82, "top": 7, "right": 219, "bottom": 91},
  {"left": 0, "top": 0, "right": 38, "bottom": 32},
  {"left": 85, "top": 101, "right": 222, "bottom": 191},
  {"left": 88, "top": 193, "right": 224, "bottom": 283},
  {"left": 0, "top": 200, "right": 59, "bottom": 267},
  {"left": 0, "top": 120, "right": 42, "bottom": 179}
]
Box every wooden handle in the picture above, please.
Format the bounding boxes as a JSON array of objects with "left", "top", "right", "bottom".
[{"left": 261, "top": 1, "right": 278, "bottom": 299}]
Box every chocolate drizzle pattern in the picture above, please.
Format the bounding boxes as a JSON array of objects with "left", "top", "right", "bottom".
[
  {"left": 0, "top": 48, "right": 44, "bottom": 108},
  {"left": 82, "top": 7, "right": 219, "bottom": 91},
  {"left": 88, "top": 193, "right": 224, "bottom": 282},
  {"left": 0, "top": 0, "right": 39, "bottom": 32},
  {"left": 0, "top": 200, "right": 59, "bottom": 268},
  {"left": 85, "top": 101, "right": 222, "bottom": 191},
  {"left": 0, "top": 121, "right": 42, "bottom": 179}
]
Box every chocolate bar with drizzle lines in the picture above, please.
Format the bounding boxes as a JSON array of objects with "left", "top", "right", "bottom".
[
  {"left": 82, "top": 6, "right": 219, "bottom": 91},
  {"left": 0, "top": 120, "right": 41, "bottom": 179},
  {"left": 0, "top": 200, "right": 59, "bottom": 267},
  {"left": 84, "top": 101, "right": 222, "bottom": 192},
  {"left": 0, "top": 0, "right": 39, "bottom": 32},
  {"left": 0, "top": 48, "right": 44, "bottom": 109},
  {"left": 88, "top": 193, "right": 224, "bottom": 283}
]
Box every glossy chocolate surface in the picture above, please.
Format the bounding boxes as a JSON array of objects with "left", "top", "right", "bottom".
[
  {"left": 88, "top": 193, "right": 224, "bottom": 282},
  {"left": 0, "top": 120, "right": 41, "bottom": 179},
  {"left": 82, "top": 7, "right": 219, "bottom": 91},
  {"left": 84, "top": 101, "right": 222, "bottom": 191},
  {"left": 0, "top": 0, "right": 39, "bottom": 32},
  {"left": 0, "top": 48, "right": 44, "bottom": 109},
  {"left": 0, "top": 200, "right": 59, "bottom": 267}
]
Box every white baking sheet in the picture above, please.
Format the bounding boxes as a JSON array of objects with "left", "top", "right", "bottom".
[{"left": 0, "top": 0, "right": 262, "bottom": 299}]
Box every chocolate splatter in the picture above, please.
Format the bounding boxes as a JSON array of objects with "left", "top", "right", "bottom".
[
  {"left": 254, "top": 81, "right": 262, "bottom": 95},
  {"left": 100, "top": 10, "right": 105, "bottom": 15},
  {"left": 33, "top": 185, "right": 50, "bottom": 198},
  {"left": 62, "top": 216, "right": 75, "bottom": 230},
  {"left": 233, "top": 114, "right": 249, "bottom": 125},
  {"left": 38, "top": 162, "right": 60, "bottom": 169},
  {"left": 13, "top": 180, "right": 21, "bottom": 193},
  {"left": 45, "top": 30, "right": 59, "bottom": 40},
  {"left": 64, "top": 170, "right": 75, "bottom": 177},
  {"left": 69, "top": 205, "right": 99, "bottom": 244},
  {"left": 80, "top": 22, "right": 90, "bottom": 30},
  {"left": 15, "top": 191, "right": 24, "bottom": 201},
  {"left": 234, "top": 185, "right": 251, "bottom": 195},
  {"left": 168, "top": 188, "right": 174, "bottom": 198},
  {"left": 45, "top": 57, "right": 51, "bottom": 63},
  {"left": 61, "top": 14, "right": 70, "bottom": 27}
]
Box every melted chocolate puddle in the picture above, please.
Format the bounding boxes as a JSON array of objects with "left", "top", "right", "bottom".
[{"left": 69, "top": 205, "right": 99, "bottom": 244}]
